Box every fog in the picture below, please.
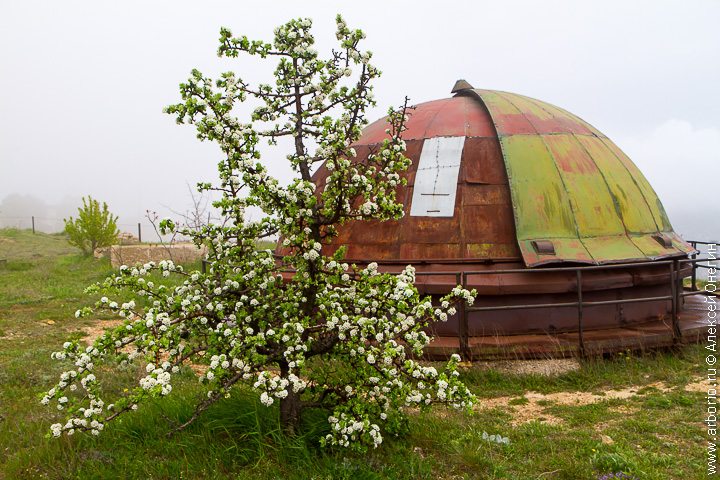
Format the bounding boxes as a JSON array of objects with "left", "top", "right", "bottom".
[{"left": 1, "top": 0, "right": 718, "bottom": 242}]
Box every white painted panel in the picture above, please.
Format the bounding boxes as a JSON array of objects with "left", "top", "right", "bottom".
[{"left": 409, "top": 136, "right": 465, "bottom": 217}]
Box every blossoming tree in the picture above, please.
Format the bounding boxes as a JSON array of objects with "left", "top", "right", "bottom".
[{"left": 42, "top": 15, "right": 476, "bottom": 450}]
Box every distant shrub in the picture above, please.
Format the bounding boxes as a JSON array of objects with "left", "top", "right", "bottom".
[{"left": 63, "top": 197, "right": 119, "bottom": 255}]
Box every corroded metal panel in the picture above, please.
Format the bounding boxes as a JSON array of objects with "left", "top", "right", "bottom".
[
  {"left": 499, "top": 135, "right": 577, "bottom": 239},
  {"left": 474, "top": 90, "right": 536, "bottom": 135},
  {"left": 599, "top": 137, "right": 673, "bottom": 232},
  {"left": 574, "top": 135, "right": 658, "bottom": 233},
  {"left": 542, "top": 134, "right": 626, "bottom": 237},
  {"left": 400, "top": 198, "right": 462, "bottom": 245},
  {"left": 425, "top": 96, "right": 497, "bottom": 138},
  {"left": 629, "top": 233, "right": 690, "bottom": 259},
  {"left": 358, "top": 96, "right": 496, "bottom": 144},
  {"left": 398, "top": 139, "right": 424, "bottom": 187},
  {"left": 360, "top": 98, "right": 447, "bottom": 144},
  {"left": 346, "top": 219, "right": 401, "bottom": 245},
  {"left": 464, "top": 243, "right": 520, "bottom": 258},
  {"left": 398, "top": 242, "right": 462, "bottom": 259},
  {"left": 517, "top": 238, "right": 594, "bottom": 266},
  {"left": 503, "top": 92, "right": 599, "bottom": 136},
  {"left": 470, "top": 89, "right": 695, "bottom": 265},
  {"left": 410, "top": 136, "right": 465, "bottom": 217},
  {"left": 461, "top": 137, "right": 507, "bottom": 184},
  {"left": 344, "top": 242, "right": 399, "bottom": 260},
  {"left": 461, "top": 204, "right": 517, "bottom": 244},
  {"left": 630, "top": 234, "right": 674, "bottom": 258},
  {"left": 581, "top": 236, "right": 646, "bottom": 262},
  {"left": 460, "top": 184, "right": 511, "bottom": 206}
]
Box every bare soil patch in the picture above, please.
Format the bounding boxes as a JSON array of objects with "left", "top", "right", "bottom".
[
  {"left": 81, "top": 319, "right": 125, "bottom": 344},
  {"left": 469, "top": 358, "right": 581, "bottom": 377},
  {"left": 0, "top": 331, "right": 24, "bottom": 341},
  {"left": 480, "top": 396, "right": 565, "bottom": 426},
  {"left": 685, "top": 377, "right": 712, "bottom": 393},
  {"left": 80, "top": 319, "right": 208, "bottom": 375},
  {"left": 476, "top": 381, "right": 673, "bottom": 426}
]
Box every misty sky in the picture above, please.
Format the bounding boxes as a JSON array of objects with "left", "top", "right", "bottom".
[{"left": 1, "top": 0, "right": 718, "bottom": 241}]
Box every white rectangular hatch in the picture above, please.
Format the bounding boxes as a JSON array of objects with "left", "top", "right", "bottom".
[{"left": 409, "top": 136, "right": 465, "bottom": 217}]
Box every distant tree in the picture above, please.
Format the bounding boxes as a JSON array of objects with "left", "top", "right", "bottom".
[{"left": 63, "top": 196, "right": 119, "bottom": 255}]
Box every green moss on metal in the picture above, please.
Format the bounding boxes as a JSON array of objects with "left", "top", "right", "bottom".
[{"left": 470, "top": 89, "right": 694, "bottom": 265}]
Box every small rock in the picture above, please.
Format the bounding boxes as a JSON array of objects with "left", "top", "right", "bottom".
[
  {"left": 601, "top": 434, "right": 614, "bottom": 445},
  {"left": 46, "top": 320, "right": 55, "bottom": 325}
]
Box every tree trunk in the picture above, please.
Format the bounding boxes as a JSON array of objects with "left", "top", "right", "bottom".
[{"left": 279, "top": 361, "right": 301, "bottom": 435}]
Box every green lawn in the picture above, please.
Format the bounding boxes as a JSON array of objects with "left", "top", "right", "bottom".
[{"left": 0, "top": 228, "right": 709, "bottom": 479}]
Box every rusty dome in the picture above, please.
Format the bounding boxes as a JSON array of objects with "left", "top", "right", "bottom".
[
  {"left": 279, "top": 81, "right": 702, "bottom": 354},
  {"left": 315, "top": 82, "right": 694, "bottom": 267}
]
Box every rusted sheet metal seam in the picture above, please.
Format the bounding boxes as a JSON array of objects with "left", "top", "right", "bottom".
[
  {"left": 462, "top": 88, "right": 691, "bottom": 266},
  {"left": 568, "top": 132, "right": 651, "bottom": 264},
  {"left": 481, "top": 90, "right": 596, "bottom": 265},
  {"left": 460, "top": 89, "right": 524, "bottom": 263},
  {"left": 598, "top": 136, "right": 664, "bottom": 234},
  {"left": 495, "top": 91, "right": 595, "bottom": 256}
]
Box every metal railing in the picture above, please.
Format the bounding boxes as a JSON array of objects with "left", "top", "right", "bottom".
[
  {"left": 414, "top": 242, "right": 717, "bottom": 359},
  {"left": 689, "top": 240, "right": 717, "bottom": 291}
]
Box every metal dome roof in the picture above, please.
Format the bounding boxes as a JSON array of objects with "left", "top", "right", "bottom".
[{"left": 316, "top": 83, "right": 694, "bottom": 267}]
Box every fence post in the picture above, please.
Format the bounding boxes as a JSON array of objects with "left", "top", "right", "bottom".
[
  {"left": 457, "top": 272, "right": 470, "bottom": 361},
  {"left": 670, "top": 260, "right": 681, "bottom": 344},
  {"left": 690, "top": 242, "right": 698, "bottom": 292},
  {"left": 137, "top": 223, "right": 142, "bottom": 243},
  {"left": 32, "top": 216, "right": 35, "bottom": 234},
  {"left": 576, "top": 269, "right": 586, "bottom": 358}
]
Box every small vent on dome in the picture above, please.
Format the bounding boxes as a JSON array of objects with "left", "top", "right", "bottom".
[
  {"left": 652, "top": 233, "right": 673, "bottom": 248},
  {"left": 451, "top": 79, "right": 474, "bottom": 94},
  {"left": 531, "top": 240, "right": 556, "bottom": 256}
]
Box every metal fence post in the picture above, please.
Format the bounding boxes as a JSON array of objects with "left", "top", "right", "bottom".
[
  {"left": 32, "top": 216, "right": 35, "bottom": 234},
  {"left": 670, "top": 260, "right": 681, "bottom": 344},
  {"left": 137, "top": 223, "right": 142, "bottom": 243},
  {"left": 576, "top": 269, "right": 586, "bottom": 358},
  {"left": 690, "top": 241, "right": 698, "bottom": 292}
]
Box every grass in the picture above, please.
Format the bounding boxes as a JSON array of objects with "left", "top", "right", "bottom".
[
  {"left": 0, "top": 228, "right": 710, "bottom": 479},
  {"left": 255, "top": 240, "right": 277, "bottom": 251}
]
